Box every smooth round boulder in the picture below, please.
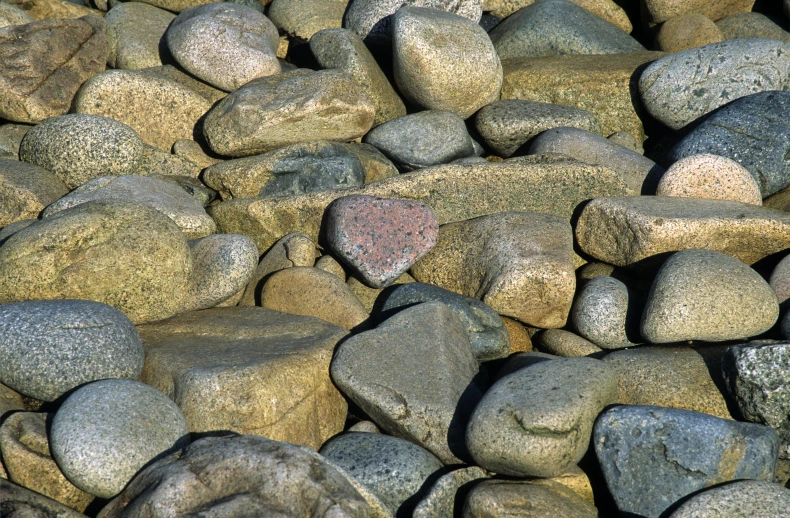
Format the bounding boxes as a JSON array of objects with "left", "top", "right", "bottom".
[
  {"left": 656, "top": 13, "right": 724, "bottom": 53},
  {"left": 185, "top": 234, "right": 259, "bottom": 311},
  {"left": 0, "top": 158, "right": 68, "bottom": 228},
  {"left": 658, "top": 154, "right": 762, "bottom": 205},
  {"left": 571, "top": 276, "right": 637, "bottom": 350},
  {"left": 668, "top": 480, "right": 790, "bottom": 518},
  {"left": 105, "top": 2, "right": 175, "bottom": 69}
]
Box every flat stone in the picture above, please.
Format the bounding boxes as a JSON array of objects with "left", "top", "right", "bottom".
[
  {"left": 594, "top": 405, "right": 779, "bottom": 518},
  {"left": 641, "top": 249, "right": 778, "bottom": 343},
  {"left": 668, "top": 480, "right": 790, "bottom": 518},
  {"left": 412, "top": 466, "right": 488, "bottom": 518},
  {"left": 571, "top": 276, "right": 638, "bottom": 349},
  {"left": 656, "top": 13, "right": 723, "bottom": 52},
  {"left": 467, "top": 357, "right": 618, "bottom": 477},
  {"left": 641, "top": 0, "right": 755, "bottom": 25},
  {"left": 658, "top": 154, "right": 762, "bottom": 205},
  {"left": 575, "top": 196, "right": 790, "bottom": 267},
  {"left": 184, "top": 234, "right": 258, "bottom": 311},
  {"left": 463, "top": 479, "right": 598, "bottom": 518},
  {"left": 0, "top": 479, "right": 86, "bottom": 518},
  {"left": 412, "top": 212, "right": 575, "bottom": 328},
  {"left": 717, "top": 12, "right": 790, "bottom": 43},
  {"left": 268, "top": 0, "right": 346, "bottom": 41},
  {"left": 393, "top": 7, "right": 502, "bottom": 119},
  {"left": 331, "top": 302, "right": 481, "bottom": 464},
  {"left": 106, "top": 2, "right": 174, "bottom": 70},
  {"left": 138, "top": 307, "right": 348, "bottom": 449},
  {"left": 0, "top": 158, "right": 67, "bottom": 228},
  {"left": 537, "top": 329, "right": 603, "bottom": 357},
  {"left": 486, "top": 0, "right": 631, "bottom": 32}
]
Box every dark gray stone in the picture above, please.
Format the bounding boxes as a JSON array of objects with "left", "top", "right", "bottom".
[
  {"left": 488, "top": 0, "right": 644, "bottom": 61},
  {"left": 594, "top": 405, "right": 780, "bottom": 518},
  {"left": 319, "top": 432, "right": 444, "bottom": 515},
  {"left": 262, "top": 151, "right": 365, "bottom": 197},
  {"left": 380, "top": 282, "right": 510, "bottom": 361},
  {"left": 571, "top": 276, "right": 638, "bottom": 350},
  {"left": 0, "top": 300, "right": 144, "bottom": 402}
]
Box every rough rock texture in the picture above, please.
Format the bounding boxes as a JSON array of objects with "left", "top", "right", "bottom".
[
  {"left": 485, "top": 0, "right": 630, "bottom": 31},
  {"left": 668, "top": 480, "right": 790, "bottom": 518},
  {"left": 413, "top": 467, "right": 488, "bottom": 518},
  {"left": 185, "top": 234, "right": 258, "bottom": 311},
  {"left": 463, "top": 479, "right": 598, "bottom": 518},
  {"left": 0, "top": 2, "right": 32, "bottom": 27},
  {"left": 6, "top": 0, "right": 101, "bottom": 19},
  {"left": 571, "top": 276, "right": 637, "bottom": 349},
  {"left": 716, "top": 12, "right": 790, "bottom": 44},
  {"left": 105, "top": 2, "right": 174, "bottom": 70},
  {"left": 641, "top": 0, "right": 756, "bottom": 25},
  {"left": 658, "top": 154, "right": 762, "bottom": 205},
  {"left": 0, "top": 479, "right": 86, "bottom": 518},
  {"left": 656, "top": 13, "right": 723, "bottom": 53},
  {"left": 0, "top": 158, "right": 67, "bottom": 227},
  {"left": 537, "top": 329, "right": 603, "bottom": 357},
  {"left": 268, "top": 0, "right": 347, "bottom": 42}
]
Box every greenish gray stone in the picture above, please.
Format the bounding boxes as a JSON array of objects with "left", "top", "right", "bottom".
[
  {"left": 716, "top": 13, "right": 790, "bottom": 43},
  {"left": 0, "top": 123, "right": 30, "bottom": 159},
  {"left": 668, "top": 480, "right": 790, "bottom": 518},
  {"left": 571, "top": 276, "right": 638, "bottom": 349},
  {"left": 0, "top": 158, "right": 67, "bottom": 228},
  {"left": 268, "top": 0, "right": 347, "bottom": 41},
  {"left": 184, "top": 234, "right": 258, "bottom": 311},
  {"left": 106, "top": 2, "right": 175, "bottom": 69},
  {"left": 413, "top": 466, "right": 488, "bottom": 518}
]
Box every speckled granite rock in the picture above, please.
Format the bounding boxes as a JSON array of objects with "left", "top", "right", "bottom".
[
  {"left": 463, "top": 478, "right": 598, "bottom": 518},
  {"left": 413, "top": 466, "right": 488, "bottom": 518},
  {"left": 656, "top": 13, "right": 723, "bottom": 52},
  {"left": 485, "top": 0, "right": 630, "bottom": 31},
  {"left": 658, "top": 154, "right": 762, "bottom": 205},
  {"left": 640, "top": 0, "right": 755, "bottom": 26},
  {"left": 571, "top": 276, "right": 638, "bottom": 349},
  {"left": 184, "top": 234, "right": 258, "bottom": 311},
  {"left": 717, "top": 12, "right": 790, "bottom": 43},
  {"left": 537, "top": 329, "right": 603, "bottom": 358},
  {"left": 268, "top": 0, "right": 347, "bottom": 42},
  {"left": 770, "top": 255, "right": 790, "bottom": 306},
  {"left": 0, "top": 479, "right": 86, "bottom": 518},
  {"left": 105, "top": 2, "right": 174, "bottom": 70},
  {"left": 0, "top": 158, "right": 67, "bottom": 227},
  {"left": 668, "top": 480, "right": 790, "bottom": 518}
]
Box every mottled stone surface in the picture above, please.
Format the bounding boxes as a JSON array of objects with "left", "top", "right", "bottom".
[
  {"left": 106, "top": 2, "right": 174, "bottom": 70},
  {"left": 184, "top": 234, "right": 258, "bottom": 311},
  {"left": 485, "top": 0, "right": 630, "bottom": 31},
  {"left": 658, "top": 154, "right": 762, "bottom": 205},
  {"left": 641, "top": 0, "right": 756, "bottom": 25},
  {"left": 668, "top": 480, "right": 790, "bottom": 518},
  {"left": 537, "top": 329, "right": 602, "bottom": 357},
  {"left": 0, "top": 158, "right": 67, "bottom": 227},
  {"left": 462, "top": 478, "right": 598, "bottom": 518},
  {"left": 269, "top": 0, "right": 347, "bottom": 42},
  {"left": 413, "top": 466, "right": 487, "bottom": 518},
  {"left": 717, "top": 12, "right": 790, "bottom": 43},
  {"left": 0, "top": 479, "right": 86, "bottom": 518},
  {"left": 0, "top": 2, "right": 31, "bottom": 27},
  {"left": 657, "top": 13, "right": 723, "bottom": 52},
  {"left": 770, "top": 254, "right": 790, "bottom": 305},
  {"left": 571, "top": 276, "right": 637, "bottom": 349}
]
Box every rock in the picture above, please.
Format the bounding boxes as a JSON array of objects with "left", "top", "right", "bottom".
[
  {"left": 575, "top": 196, "right": 790, "bottom": 267},
  {"left": 0, "top": 123, "right": 31, "bottom": 159},
  {"left": 486, "top": 0, "right": 631, "bottom": 32},
  {"left": 136, "top": 145, "right": 202, "bottom": 178},
  {"left": 310, "top": 28, "right": 406, "bottom": 126},
  {"left": 502, "top": 52, "right": 664, "bottom": 142},
  {"left": 413, "top": 466, "right": 488, "bottom": 518},
  {"left": 260, "top": 267, "right": 369, "bottom": 329},
  {"left": 641, "top": 0, "right": 756, "bottom": 25},
  {"left": 604, "top": 345, "right": 732, "bottom": 419},
  {"left": 667, "top": 91, "right": 790, "bottom": 197},
  {"left": 412, "top": 212, "right": 575, "bottom": 328},
  {"left": 364, "top": 111, "right": 476, "bottom": 171},
  {"left": 0, "top": 201, "right": 192, "bottom": 325},
  {"left": 771, "top": 255, "right": 790, "bottom": 306},
  {"left": 331, "top": 302, "right": 481, "bottom": 464},
  {"left": 528, "top": 127, "right": 663, "bottom": 194},
  {"left": 19, "top": 114, "right": 144, "bottom": 190},
  {"left": 98, "top": 435, "right": 371, "bottom": 518},
  {"left": 50, "top": 379, "right": 189, "bottom": 499},
  {"left": 393, "top": 7, "right": 502, "bottom": 119},
  {"left": 501, "top": 316, "right": 532, "bottom": 353},
  {"left": 138, "top": 307, "right": 348, "bottom": 449},
  {"left": 106, "top": 2, "right": 174, "bottom": 70},
  {"left": 475, "top": 99, "right": 600, "bottom": 158},
  {"left": 381, "top": 283, "right": 510, "bottom": 361},
  {"left": 668, "top": 480, "right": 790, "bottom": 518},
  {"left": 346, "top": 272, "right": 414, "bottom": 313},
  {"left": 658, "top": 154, "right": 763, "bottom": 205},
  {"left": 0, "top": 2, "right": 31, "bottom": 28},
  {"left": 537, "top": 329, "right": 603, "bottom": 357},
  {"left": 319, "top": 432, "right": 444, "bottom": 515},
  {"left": 315, "top": 254, "right": 346, "bottom": 280},
  {"left": 184, "top": 234, "right": 258, "bottom": 311},
  {"left": 594, "top": 405, "right": 779, "bottom": 518},
  {"left": 571, "top": 276, "right": 638, "bottom": 349},
  {"left": 488, "top": 0, "right": 644, "bottom": 61},
  {"left": 717, "top": 13, "right": 790, "bottom": 43},
  {"left": 463, "top": 479, "right": 598, "bottom": 518},
  {"left": 0, "top": 158, "right": 67, "bottom": 228},
  {"left": 43, "top": 175, "right": 216, "bottom": 240},
  {"left": 268, "top": 0, "right": 346, "bottom": 41},
  {"left": 166, "top": 3, "right": 279, "bottom": 92},
  {"left": 172, "top": 139, "right": 220, "bottom": 169},
  {"left": 6, "top": 0, "right": 100, "bottom": 19},
  {"left": 142, "top": 64, "right": 227, "bottom": 104},
  {"left": 0, "top": 16, "right": 108, "bottom": 123},
  {"left": 641, "top": 250, "right": 778, "bottom": 343},
  {"left": 0, "top": 479, "right": 87, "bottom": 518},
  {"left": 0, "top": 412, "right": 93, "bottom": 511},
  {"left": 0, "top": 382, "right": 24, "bottom": 420},
  {"left": 203, "top": 69, "right": 375, "bottom": 157},
  {"left": 325, "top": 195, "right": 438, "bottom": 289},
  {"left": 607, "top": 131, "right": 643, "bottom": 154},
  {"left": 656, "top": 13, "right": 723, "bottom": 52}
]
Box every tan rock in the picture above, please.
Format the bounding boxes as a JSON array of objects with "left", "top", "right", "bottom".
[
  {"left": 268, "top": 0, "right": 347, "bottom": 41},
  {"left": 575, "top": 196, "right": 790, "bottom": 267},
  {"left": 501, "top": 316, "right": 532, "bottom": 353},
  {"left": 5, "top": 0, "right": 101, "bottom": 20},
  {"left": 463, "top": 479, "right": 598, "bottom": 517},
  {"left": 412, "top": 212, "right": 575, "bottom": 328},
  {"left": 537, "top": 329, "right": 603, "bottom": 357},
  {"left": 641, "top": 0, "right": 755, "bottom": 25},
  {"left": 0, "top": 158, "right": 67, "bottom": 227},
  {"left": 142, "top": 64, "right": 226, "bottom": 104},
  {"left": 105, "top": 2, "right": 175, "bottom": 70},
  {"left": 135, "top": 144, "right": 202, "bottom": 178},
  {"left": 0, "top": 382, "right": 24, "bottom": 421},
  {"left": 0, "top": 478, "right": 86, "bottom": 517},
  {"left": 172, "top": 139, "right": 221, "bottom": 168},
  {"left": 347, "top": 272, "right": 414, "bottom": 312},
  {"left": 657, "top": 154, "right": 762, "bottom": 206},
  {"left": 656, "top": 13, "right": 723, "bottom": 53},
  {"left": 138, "top": 307, "right": 348, "bottom": 450},
  {"left": 544, "top": 466, "right": 595, "bottom": 505},
  {"left": 501, "top": 52, "right": 665, "bottom": 143},
  {"left": 315, "top": 254, "right": 346, "bottom": 280},
  {"left": 487, "top": 0, "right": 631, "bottom": 33}
]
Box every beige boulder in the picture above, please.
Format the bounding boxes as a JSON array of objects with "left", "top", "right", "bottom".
[
  {"left": 656, "top": 13, "right": 723, "bottom": 53},
  {"left": 5, "top": 0, "right": 100, "bottom": 20},
  {"left": 641, "top": 0, "right": 755, "bottom": 25},
  {"left": 486, "top": 0, "right": 631, "bottom": 32},
  {"left": 0, "top": 158, "right": 67, "bottom": 228},
  {"left": 657, "top": 154, "right": 762, "bottom": 206}
]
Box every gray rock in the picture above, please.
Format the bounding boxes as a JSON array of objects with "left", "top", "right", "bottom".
[
  {"left": 607, "top": 131, "right": 643, "bottom": 154},
  {"left": 489, "top": 0, "right": 644, "bottom": 61},
  {"left": 380, "top": 282, "right": 510, "bottom": 361},
  {"left": 152, "top": 174, "right": 217, "bottom": 207},
  {"left": 319, "top": 432, "right": 444, "bottom": 515},
  {"left": 0, "top": 300, "right": 143, "bottom": 402},
  {"left": 667, "top": 90, "right": 790, "bottom": 197},
  {"left": 261, "top": 150, "right": 365, "bottom": 197},
  {"left": 331, "top": 301, "right": 481, "bottom": 464},
  {"left": 166, "top": 2, "right": 279, "bottom": 92},
  {"left": 0, "top": 122, "right": 31, "bottom": 159},
  {"left": 105, "top": 2, "right": 175, "bottom": 69},
  {"left": 50, "top": 379, "right": 189, "bottom": 499},
  {"left": 571, "top": 276, "right": 638, "bottom": 349},
  {"left": 475, "top": 99, "right": 601, "bottom": 158},
  {"left": 639, "top": 39, "right": 790, "bottom": 131},
  {"left": 0, "top": 2, "right": 31, "bottom": 28},
  {"left": 770, "top": 254, "right": 790, "bottom": 306},
  {"left": 537, "top": 329, "right": 603, "bottom": 358},
  {"left": 463, "top": 479, "right": 598, "bottom": 518},
  {"left": 364, "top": 111, "right": 476, "bottom": 171},
  {"left": 0, "top": 478, "right": 86, "bottom": 518},
  {"left": 18, "top": 114, "right": 144, "bottom": 190},
  {"left": 494, "top": 351, "right": 559, "bottom": 380},
  {"left": 668, "top": 480, "right": 790, "bottom": 518},
  {"left": 466, "top": 357, "right": 618, "bottom": 477},
  {"left": 716, "top": 13, "right": 790, "bottom": 43},
  {"left": 641, "top": 249, "right": 779, "bottom": 343},
  {"left": 594, "top": 405, "right": 780, "bottom": 518},
  {"left": 412, "top": 466, "right": 487, "bottom": 518},
  {"left": 0, "top": 158, "right": 67, "bottom": 228}
]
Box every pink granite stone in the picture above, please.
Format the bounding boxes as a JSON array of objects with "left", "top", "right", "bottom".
[{"left": 325, "top": 195, "right": 438, "bottom": 288}]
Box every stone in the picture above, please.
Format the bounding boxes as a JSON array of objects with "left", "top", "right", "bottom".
[
  {"left": 546, "top": 465, "right": 595, "bottom": 504},
  {"left": 106, "top": 2, "right": 174, "bottom": 70},
  {"left": 184, "top": 234, "right": 258, "bottom": 311},
  {"left": 667, "top": 91, "right": 790, "bottom": 197},
  {"left": 641, "top": 0, "right": 756, "bottom": 25},
  {"left": 268, "top": 0, "right": 346, "bottom": 41},
  {"left": 488, "top": 0, "right": 644, "bottom": 61},
  {"left": 331, "top": 302, "right": 481, "bottom": 464},
  {"left": 19, "top": 114, "right": 144, "bottom": 190},
  {"left": 0, "top": 2, "right": 31, "bottom": 28},
  {"left": 138, "top": 307, "right": 348, "bottom": 449},
  {"left": 5, "top": 0, "right": 99, "bottom": 19},
  {"left": 594, "top": 405, "right": 779, "bottom": 518},
  {"left": 393, "top": 7, "right": 502, "bottom": 119},
  {"left": 42, "top": 175, "right": 216, "bottom": 240},
  {"left": 381, "top": 283, "right": 510, "bottom": 361},
  {"left": 641, "top": 250, "right": 778, "bottom": 343},
  {"left": 771, "top": 255, "right": 790, "bottom": 305},
  {"left": 319, "top": 432, "right": 444, "bottom": 515},
  {"left": 74, "top": 68, "right": 213, "bottom": 152},
  {"left": 575, "top": 196, "right": 790, "bottom": 267},
  {"left": 528, "top": 127, "right": 663, "bottom": 194},
  {"left": 310, "top": 28, "right": 406, "bottom": 126},
  {"left": 413, "top": 467, "right": 488, "bottom": 518},
  {"left": 166, "top": 3, "right": 279, "bottom": 92},
  {"left": 467, "top": 357, "right": 617, "bottom": 477},
  {"left": 0, "top": 16, "right": 108, "bottom": 124},
  {"left": 203, "top": 69, "right": 375, "bottom": 157},
  {"left": 315, "top": 254, "right": 347, "bottom": 280},
  {"left": 537, "top": 329, "right": 603, "bottom": 357},
  {"left": 0, "top": 412, "right": 93, "bottom": 511},
  {"left": 475, "top": 99, "right": 601, "bottom": 158},
  {"left": 0, "top": 479, "right": 86, "bottom": 518},
  {"left": 0, "top": 123, "right": 31, "bottom": 160},
  {"left": 501, "top": 316, "right": 532, "bottom": 353},
  {"left": 142, "top": 64, "right": 227, "bottom": 104},
  {"left": 656, "top": 13, "right": 724, "bottom": 52},
  {"left": 325, "top": 195, "right": 439, "bottom": 289},
  {"left": 50, "top": 379, "right": 189, "bottom": 499},
  {"left": 463, "top": 479, "right": 598, "bottom": 518},
  {"left": 136, "top": 145, "right": 202, "bottom": 178},
  {"left": 412, "top": 212, "right": 575, "bottom": 328},
  {"left": 494, "top": 351, "right": 559, "bottom": 379},
  {"left": 172, "top": 139, "right": 220, "bottom": 169},
  {"left": 0, "top": 158, "right": 67, "bottom": 228},
  {"left": 0, "top": 382, "right": 23, "bottom": 420},
  {"left": 668, "top": 480, "right": 790, "bottom": 518},
  {"left": 717, "top": 13, "right": 790, "bottom": 43},
  {"left": 607, "top": 131, "right": 642, "bottom": 154},
  {"left": 98, "top": 435, "right": 371, "bottom": 518},
  {"left": 347, "top": 272, "right": 414, "bottom": 313},
  {"left": 364, "top": 111, "right": 476, "bottom": 171},
  {"left": 0, "top": 201, "right": 192, "bottom": 325},
  {"left": 571, "top": 276, "right": 638, "bottom": 349},
  {"left": 486, "top": 0, "right": 630, "bottom": 32},
  {"left": 260, "top": 267, "right": 369, "bottom": 329},
  {"left": 658, "top": 154, "right": 763, "bottom": 205},
  {"left": 502, "top": 52, "right": 664, "bottom": 142}
]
